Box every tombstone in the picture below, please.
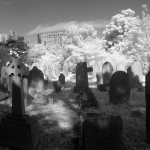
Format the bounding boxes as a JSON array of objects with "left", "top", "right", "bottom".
[
  {"left": 80, "top": 114, "right": 123, "bottom": 150},
  {"left": 0, "top": 57, "right": 39, "bottom": 150},
  {"left": 28, "top": 66, "right": 44, "bottom": 93},
  {"left": 0, "top": 66, "right": 8, "bottom": 93},
  {"left": 59, "top": 73, "right": 65, "bottom": 86},
  {"left": 74, "top": 62, "right": 93, "bottom": 93},
  {"left": 63, "top": 63, "right": 69, "bottom": 77},
  {"left": 127, "top": 61, "right": 144, "bottom": 90},
  {"left": 109, "top": 71, "right": 130, "bottom": 104},
  {"left": 146, "top": 70, "right": 150, "bottom": 144},
  {"left": 76, "top": 90, "right": 98, "bottom": 107},
  {"left": 53, "top": 81, "right": 61, "bottom": 92},
  {"left": 102, "top": 62, "right": 113, "bottom": 90}
]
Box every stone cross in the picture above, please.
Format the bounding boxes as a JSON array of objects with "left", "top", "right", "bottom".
[{"left": 6, "top": 57, "right": 29, "bottom": 117}]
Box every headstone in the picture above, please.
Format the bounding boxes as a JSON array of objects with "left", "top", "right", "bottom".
[
  {"left": 80, "top": 115, "right": 123, "bottom": 150},
  {"left": 53, "top": 81, "right": 61, "bottom": 92},
  {"left": 59, "top": 73, "right": 65, "bottom": 85},
  {"left": 0, "top": 66, "right": 8, "bottom": 93},
  {"left": 28, "top": 66, "right": 44, "bottom": 93},
  {"left": 109, "top": 71, "right": 130, "bottom": 104},
  {"left": 146, "top": 70, "right": 150, "bottom": 144},
  {"left": 0, "top": 57, "right": 39, "bottom": 150},
  {"left": 74, "top": 62, "right": 93, "bottom": 93},
  {"left": 127, "top": 61, "right": 144, "bottom": 89},
  {"left": 102, "top": 62, "right": 113, "bottom": 90}
]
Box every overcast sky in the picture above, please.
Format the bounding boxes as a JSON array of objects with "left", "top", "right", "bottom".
[{"left": 0, "top": 0, "right": 149, "bottom": 44}]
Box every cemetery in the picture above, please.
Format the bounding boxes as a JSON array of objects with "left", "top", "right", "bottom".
[{"left": 0, "top": 5, "right": 150, "bottom": 150}]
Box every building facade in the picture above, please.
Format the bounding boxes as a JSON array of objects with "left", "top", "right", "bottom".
[
  {"left": 38, "top": 32, "right": 66, "bottom": 46},
  {"left": 9, "top": 30, "right": 16, "bottom": 40},
  {"left": 0, "top": 34, "right": 8, "bottom": 43}
]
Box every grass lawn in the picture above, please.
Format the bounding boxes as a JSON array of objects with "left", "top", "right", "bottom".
[{"left": 0, "top": 75, "right": 149, "bottom": 150}]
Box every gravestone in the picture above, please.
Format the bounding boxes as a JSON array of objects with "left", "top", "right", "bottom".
[
  {"left": 74, "top": 62, "right": 93, "bottom": 93},
  {"left": 28, "top": 66, "right": 44, "bottom": 93},
  {"left": 80, "top": 114, "right": 123, "bottom": 150},
  {"left": 127, "top": 61, "right": 144, "bottom": 89},
  {"left": 102, "top": 62, "right": 113, "bottom": 90},
  {"left": 76, "top": 90, "right": 98, "bottom": 107},
  {"left": 0, "top": 57, "right": 39, "bottom": 150},
  {"left": 59, "top": 73, "right": 65, "bottom": 85},
  {"left": 109, "top": 71, "right": 130, "bottom": 104},
  {"left": 146, "top": 70, "right": 150, "bottom": 144},
  {"left": 53, "top": 81, "right": 61, "bottom": 92},
  {"left": 0, "top": 66, "right": 8, "bottom": 93}
]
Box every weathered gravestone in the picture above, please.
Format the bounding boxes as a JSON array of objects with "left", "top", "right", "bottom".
[
  {"left": 80, "top": 114, "right": 123, "bottom": 150},
  {"left": 74, "top": 62, "right": 93, "bottom": 93},
  {"left": 146, "top": 70, "right": 150, "bottom": 144},
  {"left": 127, "top": 61, "right": 145, "bottom": 90},
  {"left": 0, "top": 57, "right": 39, "bottom": 150},
  {"left": 102, "top": 62, "right": 113, "bottom": 90},
  {"left": 53, "top": 81, "right": 61, "bottom": 92},
  {"left": 109, "top": 71, "right": 130, "bottom": 104},
  {"left": 76, "top": 90, "right": 98, "bottom": 107},
  {"left": 59, "top": 73, "right": 65, "bottom": 86},
  {"left": 28, "top": 66, "right": 44, "bottom": 93}
]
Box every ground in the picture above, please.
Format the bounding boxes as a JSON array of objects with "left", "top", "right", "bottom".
[{"left": 0, "top": 73, "right": 149, "bottom": 150}]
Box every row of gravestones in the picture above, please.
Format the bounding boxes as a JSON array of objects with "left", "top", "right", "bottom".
[
  {"left": 74, "top": 62, "right": 123, "bottom": 149},
  {"left": 0, "top": 64, "right": 66, "bottom": 101},
  {"left": 0, "top": 58, "right": 67, "bottom": 150},
  {"left": 93, "top": 61, "right": 145, "bottom": 91}
]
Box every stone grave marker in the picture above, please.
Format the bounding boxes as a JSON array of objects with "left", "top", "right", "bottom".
[
  {"left": 28, "top": 66, "right": 44, "bottom": 93},
  {"left": 59, "top": 73, "right": 65, "bottom": 85},
  {"left": 102, "top": 62, "right": 113, "bottom": 90},
  {"left": 146, "top": 70, "right": 150, "bottom": 144},
  {"left": 53, "top": 81, "right": 61, "bottom": 92},
  {"left": 80, "top": 114, "right": 123, "bottom": 150},
  {"left": 0, "top": 57, "right": 39, "bottom": 150},
  {"left": 74, "top": 62, "right": 93, "bottom": 93},
  {"left": 127, "top": 61, "right": 145, "bottom": 90},
  {"left": 109, "top": 71, "right": 130, "bottom": 104}
]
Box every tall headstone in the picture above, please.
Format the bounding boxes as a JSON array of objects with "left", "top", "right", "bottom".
[
  {"left": 74, "top": 62, "right": 93, "bottom": 93},
  {"left": 109, "top": 71, "right": 130, "bottom": 104},
  {"left": 127, "top": 61, "right": 144, "bottom": 89},
  {"left": 146, "top": 70, "right": 150, "bottom": 143},
  {"left": 59, "top": 73, "right": 65, "bottom": 86},
  {"left": 28, "top": 66, "right": 44, "bottom": 93},
  {"left": 0, "top": 57, "right": 39, "bottom": 150},
  {"left": 102, "top": 62, "right": 113, "bottom": 90}
]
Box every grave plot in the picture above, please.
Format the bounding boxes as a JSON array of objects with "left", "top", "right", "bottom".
[
  {"left": 59, "top": 73, "right": 65, "bottom": 89},
  {"left": 0, "top": 57, "right": 40, "bottom": 150}
]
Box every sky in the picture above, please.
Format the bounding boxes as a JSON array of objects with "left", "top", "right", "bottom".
[{"left": 0, "top": 0, "right": 149, "bottom": 44}]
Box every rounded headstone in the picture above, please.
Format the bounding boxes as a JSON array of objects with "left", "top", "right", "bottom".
[
  {"left": 102, "top": 62, "right": 113, "bottom": 89},
  {"left": 109, "top": 71, "right": 130, "bottom": 104}
]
